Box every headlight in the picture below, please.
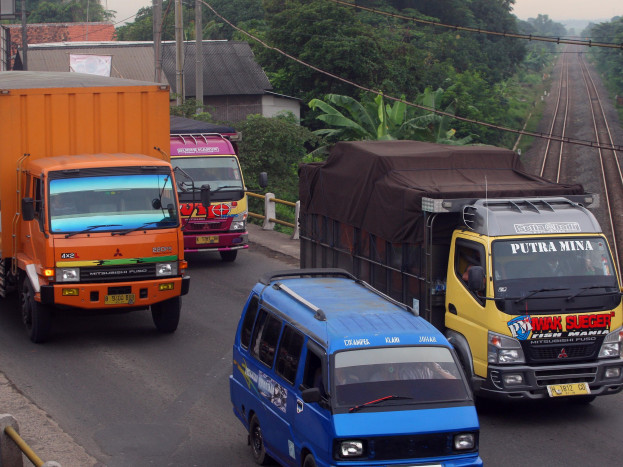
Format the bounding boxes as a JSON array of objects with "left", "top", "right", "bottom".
[
  {"left": 488, "top": 331, "right": 525, "bottom": 364},
  {"left": 454, "top": 433, "right": 476, "bottom": 451},
  {"left": 230, "top": 220, "right": 246, "bottom": 231},
  {"left": 56, "top": 267, "right": 80, "bottom": 282},
  {"left": 156, "top": 262, "right": 177, "bottom": 277},
  {"left": 339, "top": 440, "right": 364, "bottom": 457},
  {"left": 599, "top": 327, "right": 623, "bottom": 358}
]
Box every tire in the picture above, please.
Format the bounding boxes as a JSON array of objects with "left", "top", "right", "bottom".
[
  {"left": 303, "top": 454, "right": 317, "bottom": 467},
  {"left": 220, "top": 250, "right": 238, "bottom": 262},
  {"left": 249, "top": 415, "right": 269, "bottom": 465},
  {"left": 151, "top": 296, "right": 181, "bottom": 333},
  {"left": 20, "top": 278, "right": 52, "bottom": 343}
]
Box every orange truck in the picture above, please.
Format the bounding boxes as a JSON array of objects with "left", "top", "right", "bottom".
[{"left": 0, "top": 71, "right": 190, "bottom": 343}]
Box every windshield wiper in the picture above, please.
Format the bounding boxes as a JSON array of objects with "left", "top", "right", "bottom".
[
  {"left": 349, "top": 395, "right": 414, "bottom": 413},
  {"left": 566, "top": 285, "right": 611, "bottom": 301},
  {"left": 515, "top": 287, "right": 568, "bottom": 303},
  {"left": 212, "top": 185, "right": 242, "bottom": 193},
  {"left": 65, "top": 224, "right": 122, "bottom": 238},
  {"left": 112, "top": 220, "right": 176, "bottom": 236}
]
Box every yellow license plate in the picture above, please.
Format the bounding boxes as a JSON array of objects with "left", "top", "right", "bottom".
[
  {"left": 196, "top": 236, "right": 219, "bottom": 244},
  {"left": 547, "top": 383, "right": 591, "bottom": 397},
  {"left": 104, "top": 293, "right": 136, "bottom": 305}
]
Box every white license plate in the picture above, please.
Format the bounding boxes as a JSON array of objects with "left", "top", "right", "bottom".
[
  {"left": 104, "top": 293, "right": 136, "bottom": 305},
  {"left": 547, "top": 382, "right": 591, "bottom": 397}
]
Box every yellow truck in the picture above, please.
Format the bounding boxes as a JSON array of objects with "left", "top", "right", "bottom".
[
  {"left": 0, "top": 72, "right": 189, "bottom": 342},
  {"left": 299, "top": 140, "right": 623, "bottom": 402}
]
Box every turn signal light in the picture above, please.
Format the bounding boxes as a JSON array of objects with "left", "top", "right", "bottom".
[
  {"left": 62, "top": 288, "right": 79, "bottom": 296},
  {"left": 159, "top": 283, "right": 174, "bottom": 291}
]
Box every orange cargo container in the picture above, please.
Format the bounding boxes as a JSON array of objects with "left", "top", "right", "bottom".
[{"left": 0, "top": 71, "right": 190, "bottom": 342}]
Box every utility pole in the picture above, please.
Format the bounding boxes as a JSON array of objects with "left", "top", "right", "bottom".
[
  {"left": 175, "top": 0, "right": 184, "bottom": 106},
  {"left": 20, "top": 0, "right": 27, "bottom": 70},
  {"left": 195, "top": 0, "right": 203, "bottom": 114},
  {"left": 153, "top": 0, "right": 163, "bottom": 82}
]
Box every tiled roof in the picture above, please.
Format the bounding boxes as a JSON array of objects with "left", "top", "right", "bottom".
[{"left": 4, "top": 22, "right": 115, "bottom": 67}]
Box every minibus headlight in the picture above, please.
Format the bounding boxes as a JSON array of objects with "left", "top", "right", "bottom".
[
  {"left": 339, "top": 440, "right": 363, "bottom": 457},
  {"left": 156, "top": 262, "right": 177, "bottom": 276},
  {"left": 56, "top": 267, "right": 80, "bottom": 282},
  {"left": 599, "top": 327, "right": 623, "bottom": 358},
  {"left": 454, "top": 433, "right": 476, "bottom": 450},
  {"left": 488, "top": 331, "right": 525, "bottom": 364}
]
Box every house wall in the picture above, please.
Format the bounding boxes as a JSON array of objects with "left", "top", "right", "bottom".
[
  {"left": 205, "top": 95, "right": 263, "bottom": 122},
  {"left": 262, "top": 94, "right": 301, "bottom": 121}
]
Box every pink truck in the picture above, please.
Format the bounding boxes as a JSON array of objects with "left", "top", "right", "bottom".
[{"left": 170, "top": 116, "right": 251, "bottom": 262}]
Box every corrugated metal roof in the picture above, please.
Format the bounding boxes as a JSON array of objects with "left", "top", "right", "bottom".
[
  {"left": 26, "top": 43, "right": 160, "bottom": 83},
  {"left": 162, "top": 41, "right": 272, "bottom": 97},
  {"left": 0, "top": 71, "right": 162, "bottom": 89},
  {"left": 24, "top": 40, "right": 273, "bottom": 98}
]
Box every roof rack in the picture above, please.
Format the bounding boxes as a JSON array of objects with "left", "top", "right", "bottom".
[{"left": 260, "top": 268, "right": 417, "bottom": 318}]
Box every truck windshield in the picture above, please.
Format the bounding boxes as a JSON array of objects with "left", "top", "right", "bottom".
[
  {"left": 49, "top": 174, "right": 178, "bottom": 233},
  {"left": 171, "top": 156, "right": 243, "bottom": 191},
  {"left": 492, "top": 237, "right": 617, "bottom": 283},
  {"left": 332, "top": 346, "right": 469, "bottom": 410}
]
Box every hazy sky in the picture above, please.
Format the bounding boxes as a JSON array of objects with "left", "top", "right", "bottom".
[{"left": 104, "top": 1, "right": 621, "bottom": 26}]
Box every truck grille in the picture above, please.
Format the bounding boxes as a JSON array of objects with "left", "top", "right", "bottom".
[
  {"left": 186, "top": 221, "right": 227, "bottom": 231},
  {"left": 79, "top": 264, "right": 157, "bottom": 283},
  {"left": 534, "top": 367, "right": 598, "bottom": 386},
  {"left": 336, "top": 432, "right": 477, "bottom": 461},
  {"left": 526, "top": 341, "right": 600, "bottom": 363}
]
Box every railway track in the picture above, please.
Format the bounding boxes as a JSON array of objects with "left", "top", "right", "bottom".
[{"left": 537, "top": 47, "right": 623, "bottom": 277}]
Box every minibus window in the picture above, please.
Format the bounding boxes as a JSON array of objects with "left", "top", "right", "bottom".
[
  {"left": 275, "top": 326, "right": 304, "bottom": 384},
  {"left": 240, "top": 296, "right": 259, "bottom": 349}
]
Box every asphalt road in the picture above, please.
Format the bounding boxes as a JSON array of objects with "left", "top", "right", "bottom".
[{"left": 1, "top": 236, "right": 622, "bottom": 466}]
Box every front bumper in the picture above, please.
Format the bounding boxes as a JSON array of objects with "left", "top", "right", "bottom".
[
  {"left": 476, "top": 358, "right": 623, "bottom": 400},
  {"left": 183, "top": 231, "right": 248, "bottom": 252},
  {"left": 39, "top": 275, "right": 190, "bottom": 309}
]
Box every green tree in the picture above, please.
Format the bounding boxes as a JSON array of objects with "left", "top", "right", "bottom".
[
  {"left": 236, "top": 113, "right": 321, "bottom": 201},
  {"left": 308, "top": 89, "right": 471, "bottom": 148},
  {"left": 22, "top": 0, "right": 113, "bottom": 23}
]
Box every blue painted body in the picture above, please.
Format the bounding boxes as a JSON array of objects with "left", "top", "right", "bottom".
[{"left": 230, "top": 270, "right": 482, "bottom": 466}]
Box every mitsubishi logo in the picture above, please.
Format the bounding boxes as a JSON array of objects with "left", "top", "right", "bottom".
[
  {"left": 211, "top": 203, "right": 231, "bottom": 217},
  {"left": 114, "top": 248, "right": 123, "bottom": 257},
  {"left": 558, "top": 348, "right": 568, "bottom": 359}
]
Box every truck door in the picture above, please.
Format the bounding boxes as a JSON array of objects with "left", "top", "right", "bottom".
[{"left": 446, "top": 238, "right": 490, "bottom": 378}]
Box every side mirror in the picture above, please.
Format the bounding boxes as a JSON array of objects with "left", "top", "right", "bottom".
[
  {"left": 258, "top": 172, "right": 268, "bottom": 189},
  {"left": 151, "top": 198, "right": 162, "bottom": 210},
  {"left": 200, "top": 184, "right": 211, "bottom": 207},
  {"left": 467, "top": 266, "right": 485, "bottom": 293},
  {"left": 22, "top": 198, "right": 35, "bottom": 221},
  {"left": 301, "top": 387, "right": 321, "bottom": 403}
]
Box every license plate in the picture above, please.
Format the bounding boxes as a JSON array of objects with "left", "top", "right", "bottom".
[
  {"left": 104, "top": 293, "right": 136, "bottom": 305},
  {"left": 197, "top": 235, "right": 219, "bottom": 244},
  {"left": 547, "top": 383, "right": 591, "bottom": 397}
]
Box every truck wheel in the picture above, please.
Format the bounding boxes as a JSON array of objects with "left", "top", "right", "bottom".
[
  {"left": 303, "top": 454, "right": 317, "bottom": 467},
  {"left": 249, "top": 415, "right": 269, "bottom": 465},
  {"left": 220, "top": 250, "right": 238, "bottom": 262},
  {"left": 151, "top": 296, "right": 181, "bottom": 333},
  {"left": 20, "top": 279, "right": 52, "bottom": 343}
]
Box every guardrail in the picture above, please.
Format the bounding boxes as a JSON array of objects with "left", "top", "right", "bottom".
[
  {"left": 1, "top": 414, "right": 60, "bottom": 467},
  {"left": 247, "top": 192, "right": 300, "bottom": 240}
]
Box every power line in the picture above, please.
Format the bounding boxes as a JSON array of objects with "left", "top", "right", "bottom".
[
  {"left": 199, "top": 1, "right": 623, "bottom": 152},
  {"left": 327, "top": 0, "right": 623, "bottom": 50}
]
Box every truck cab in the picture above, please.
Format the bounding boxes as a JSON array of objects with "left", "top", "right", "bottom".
[
  {"left": 169, "top": 118, "right": 248, "bottom": 262},
  {"left": 440, "top": 197, "right": 623, "bottom": 400}
]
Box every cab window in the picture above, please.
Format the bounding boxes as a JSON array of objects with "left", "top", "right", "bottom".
[{"left": 454, "top": 240, "right": 486, "bottom": 303}]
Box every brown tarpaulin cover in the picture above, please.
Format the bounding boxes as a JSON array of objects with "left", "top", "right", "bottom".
[{"left": 299, "top": 140, "right": 584, "bottom": 244}]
